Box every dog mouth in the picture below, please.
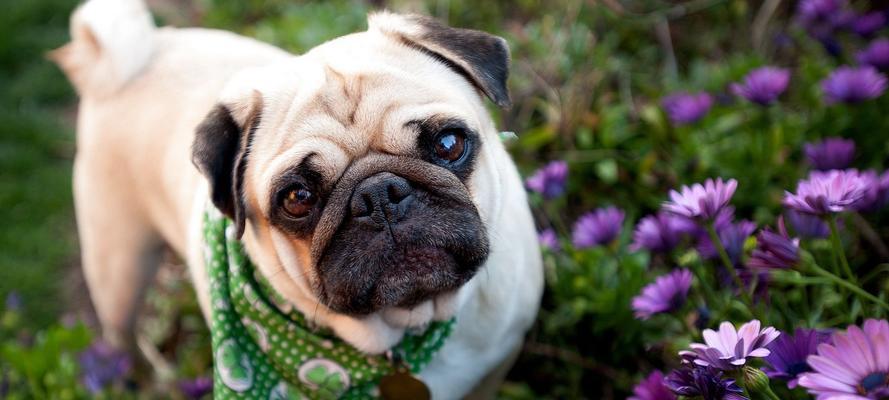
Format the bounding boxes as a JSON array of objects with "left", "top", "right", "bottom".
[
  {"left": 314, "top": 198, "right": 489, "bottom": 316},
  {"left": 316, "top": 234, "right": 484, "bottom": 316},
  {"left": 369, "top": 246, "right": 477, "bottom": 305}
]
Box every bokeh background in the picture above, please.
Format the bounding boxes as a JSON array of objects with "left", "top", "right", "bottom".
[{"left": 2, "top": 0, "right": 889, "bottom": 398}]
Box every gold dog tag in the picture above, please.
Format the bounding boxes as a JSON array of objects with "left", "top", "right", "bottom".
[
  {"left": 379, "top": 371, "right": 430, "bottom": 400},
  {"left": 380, "top": 352, "right": 430, "bottom": 400}
]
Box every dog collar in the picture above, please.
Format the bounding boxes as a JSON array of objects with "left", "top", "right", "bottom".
[{"left": 203, "top": 208, "right": 454, "bottom": 399}]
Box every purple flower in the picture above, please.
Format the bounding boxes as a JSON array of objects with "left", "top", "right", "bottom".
[
  {"left": 632, "top": 269, "right": 693, "bottom": 320},
  {"left": 851, "top": 12, "right": 886, "bottom": 37},
  {"left": 783, "top": 169, "right": 869, "bottom": 215},
  {"left": 853, "top": 169, "right": 889, "bottom": 212},
  {"left": 78, "top": 341, "right": 131, "bottom": 394},
  {"left": 804, "top": 137, "right": 856, "bottom": 171},
  {"left": 797, "top": 0, "right": 851, "bottom": 54},
  {"left": 711, "top": 206, "right": 738, "bottom": 230},
  {"left": 630, "top": 371, "right": 676, "bottom": 400},
  {"left": 179, "top": 376, "right": 213, "bottom": 399},
  {"left": 763, "top": 328, "right": 832, "bottom": 388},
  {"left": 797, "top": 0, "right": 846, "bottom": 25},
  {"left": 525, "top": 161, "right": 568, "bottom": 199},
  {"left": 730, "top": 67, "right": 791, "bottom": 105},
  {"left": 630, "top": 213, "right": 696, "bottom": 253},
  {"left": 661, "top": 92, "right": 713, "bottom": 125},
  {"left": 697, "top": 219, "right": 757, "bottom": 266},
  {"left": 572, "top": 206, "right": 624, "bottom": 248},
  {"left": 786, "top": 210, "right": 830, "bottom": 239},
  {"left": 799, "top": 319, "right": 889, "bottom": 399},
  {"left": 748, "top": 218, "right": 800, "bottom": 269},
  {"left": 664, "top": 178, "right": 738, "bottom": 221},
  {"left": 680, "top": 320, "right": 780, "bottom": 370},
  {"left": 4, "top": 291, "right": 21, "bottom": 312},
  {"left": 821, "top": 66, "right": 888, "bottom": 104},
  {"left": 665, "top": 366, "right": 748, "bottom": 400},
  {"left": 858, "top": 38, "right": 889, "bottom": 70},
  {"left": 538, "top": 228, "right": 560, "bottom": 251},
  {"left": 829, "top": 10, "right": 857, "bottom": 30}
]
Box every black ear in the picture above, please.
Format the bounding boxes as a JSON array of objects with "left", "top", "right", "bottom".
[
  {"left": 192, "top": 104, "right": 256, "bottom": 238},
  {"left": 379, "top": 14, "right": 511, "bottom": 108}
]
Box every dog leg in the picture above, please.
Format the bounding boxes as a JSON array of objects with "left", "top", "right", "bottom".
[{"left": 74, "top": 159, "right": 163, "bottom": 350}]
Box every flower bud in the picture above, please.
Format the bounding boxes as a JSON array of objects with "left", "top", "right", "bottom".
[{"left": 741, "top": 366, "right": 772, "bottom": 399}]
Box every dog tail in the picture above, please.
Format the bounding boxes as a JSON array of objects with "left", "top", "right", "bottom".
[{"left": 49, "top": 0, "right": 155, "bottom": 96}]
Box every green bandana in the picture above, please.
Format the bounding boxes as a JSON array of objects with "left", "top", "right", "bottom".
[{"left": 203, "top": 209, "right": 454, "bottom": 399}]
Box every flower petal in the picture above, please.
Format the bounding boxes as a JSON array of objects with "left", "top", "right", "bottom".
[{"left": 807, "top": 353, "right": 861, "bottom": 386}]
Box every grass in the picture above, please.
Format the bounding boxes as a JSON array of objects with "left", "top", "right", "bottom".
[{"left": 0, "top": 0, "right": 79, "bottom": 329}]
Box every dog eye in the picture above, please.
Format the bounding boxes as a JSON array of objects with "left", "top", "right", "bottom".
[
  {"left": 281, "top": 184, "right": 317, "bottom": 218},
  {"left": 433, "top": 129, "right": 466, "bottom": 163}
]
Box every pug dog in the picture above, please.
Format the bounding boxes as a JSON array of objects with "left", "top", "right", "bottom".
[{"left": 52, "top": 0, "right": 543, "bottom": 397}]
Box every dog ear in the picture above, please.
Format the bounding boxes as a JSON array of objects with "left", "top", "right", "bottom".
[
  {"left": 370, "top": 13, "right": 511, "bottom": 108},
  {"left": 192, "top": 93, "right": 262, "bottom": 238}
]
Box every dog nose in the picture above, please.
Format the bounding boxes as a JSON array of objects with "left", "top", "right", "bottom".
[{"left": 350, "top": 172, "right": 414, "bottom": 224}]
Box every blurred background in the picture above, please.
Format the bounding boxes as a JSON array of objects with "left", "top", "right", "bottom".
[{"left": 2, "top": 0, "right": 889, "bottom": 398}]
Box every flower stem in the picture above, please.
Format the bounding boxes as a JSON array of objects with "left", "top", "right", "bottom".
[
  {"left": 705, "top": 222, "right": 758, "bottom": 318},
  {"left": 690, "top": 261, "right": 717, "bottom": 305},
  {"left": 762, "top": 386, "right": 782, "bottom": 400},
  {"left": 801, "top": 283, "right": 813, "bottom": 324},
  {"left": 862, "top": 263, "right": 889, "bottom": 285},
  {"left": 608, "top": 247, "right": 624, "bottom": 281},
  {"left": 807, "top": 260, "right": 889, "bottom": 312},
  {"left": 827, "top": 215, "right": 856, "bottom": 284}
]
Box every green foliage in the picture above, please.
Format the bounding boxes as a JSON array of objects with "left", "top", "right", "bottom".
[
  {"left": 200, "top": 0, "right": 370, "bottom": 53},
  {"left": 0, "top": 0, "right": 77, "bottom": 329},
  {"left": 1, "top": 306, "right": 92, "bottom": 400},
  {"left": 528, "top": 244, "right": 655, "bottom": 395}
]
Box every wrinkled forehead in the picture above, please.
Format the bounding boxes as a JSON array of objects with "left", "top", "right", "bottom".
[{"left": 245, "top": 33, "right": 489, "bottom": 207}]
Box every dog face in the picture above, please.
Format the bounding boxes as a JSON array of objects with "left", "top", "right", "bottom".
[{"left": 192, "top": 13, "right": 509, "bottom": 319}]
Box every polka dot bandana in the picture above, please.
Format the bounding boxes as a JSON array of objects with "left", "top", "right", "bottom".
[{"left": 203, "top": 208, "right": 454, "bottom": 399}]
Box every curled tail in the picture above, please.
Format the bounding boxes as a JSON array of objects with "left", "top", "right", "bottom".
[{"left": 49, "top": 0, "right": 155, "bottom": 96}]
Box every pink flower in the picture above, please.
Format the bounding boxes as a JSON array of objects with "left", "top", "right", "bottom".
[
  {"left": 798, "top": 319, "right": 889, "bottom": 399},
  {"left": 680, "top": 320, "right": 780, "bottom": 370},
  {"left": 663, "top": 178, "right": 738, "bottom": 221},
  {"left": 783, "top": 170, "right": 869, "bottom": 215}
]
